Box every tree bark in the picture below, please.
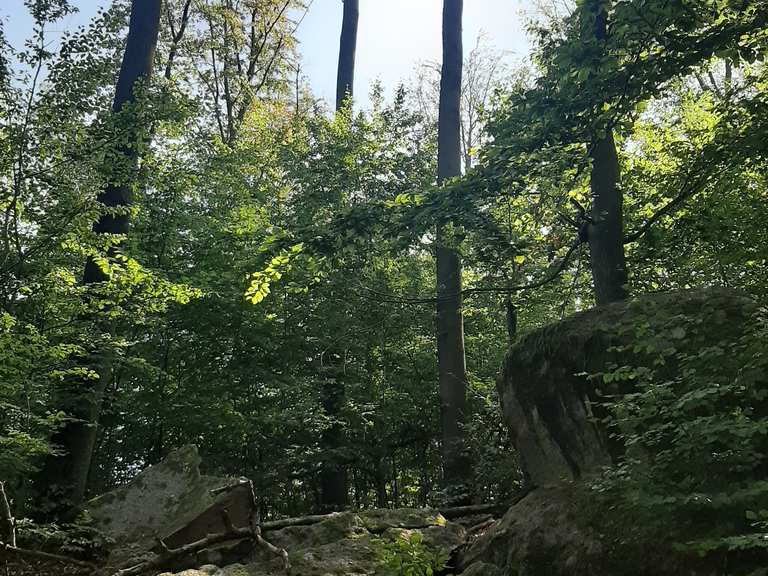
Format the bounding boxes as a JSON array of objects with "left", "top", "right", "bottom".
[
  {"left": 436, "top": 0, "right": 471, "bottom": 495},
  {"left": 39, "top": 0, "right": 162, "bottom": 515},
  {"left": 587, "top": 0, "right": 629, "bottom": 305},
  {"left": 318, "top": 355, "right": 348, "bottom": 511},
  {"left": 506, "top": 297, "right": 518, "bottom": 343},
  {"left": 335, "top": 0, "right": 359, "bottom": 110},
  {"left": 319, "top": 0, "right": 360, "bottom": 508}
]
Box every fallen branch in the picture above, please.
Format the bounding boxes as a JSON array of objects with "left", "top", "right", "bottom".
[
  {"left": 261, "top": 512, "right": 345, "bottom": 532},
  {"left": 439, "top": 503, "right": 508, "bottom": 520},
  {"left": 112, "top": 513, "right": 253, "bottom": 576},
  {"left": 0, "top": 544, "right": 97, "bottom": 570},
  {"left": 259, "top": 502, "right": 509, "bottom": 533},
  {"left": 242, "top": 481, "right": 290, "bottom": 572}
]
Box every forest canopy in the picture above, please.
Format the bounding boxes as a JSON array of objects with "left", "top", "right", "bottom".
[{"left": 1, "top": 0, "right": 767, "bottom": 573}]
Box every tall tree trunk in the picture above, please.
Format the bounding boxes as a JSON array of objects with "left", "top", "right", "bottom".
[
  {"left": 39, "top": 0, "right": 162, "bottom": 516},
  {"left": 375, "top": 457, "right": 388, "bottom": 508},
  {"left": 436, "top": 0, "right": 471, "bottom": 497},
  {"left": 587, "top": 0, "right": 629, "bottom": 305},
  {"left": 318, "top": 354, "right": 348, "bottom": 512},
  {"left": 335, "top": 0, "right": 359, "bottom": 110},
  {"left": 317, "top": 0, "right": 360, "bottom": 510}
]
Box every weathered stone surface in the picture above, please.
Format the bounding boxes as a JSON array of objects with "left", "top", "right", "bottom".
[
  {"left": 163, "top": 482, "right": 254, "bottom": 549},
  {"left": 158, "top": 568, "right": 220, "bottom": 576},
  {"left": 160, "top": 509, "right": 466, "bottom": 576},
  {"left": 460, "top": 485, "right": 604, "bottom": 576},
  {"left": 499, "top": 288, "right": 756, "bottom": 484},
  {"left": 458, "top": 484, "right": 727, "bottom": 576},
  {"left": 86, "top": 445, "right": 244, "bottom": 566},
  {"left": 459, "top": 561, "right": 503, "bottom": 576}
]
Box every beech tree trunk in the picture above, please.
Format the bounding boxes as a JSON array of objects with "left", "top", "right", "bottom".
[
  {"left": 436, "top": 0, "right": 471, "bottom": 494},
  {"left": 317, "top": 0, "right": 360, "bottom": 510},
  {"left": 335, "top": 0, "right": 359, "bottom": 110},
  {"left": 318, "top": 354, "right": 348, "bottom": 511},
  {"left": 587, "top": 0, "right": 629, "bottom": 305},
  {"left": 39, "top": 0, "right": 162, "bottom": 515}
]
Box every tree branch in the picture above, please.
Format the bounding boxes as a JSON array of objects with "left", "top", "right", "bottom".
[{"left": 0, "top": 545, "right": 97, "bottom": 570}]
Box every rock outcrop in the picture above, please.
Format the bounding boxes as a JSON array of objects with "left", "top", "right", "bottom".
[
  {"left": 121, "top": 508, "right": 466, "bottom": 576},
  {"left": 87, "top": 446, "right": 252, "bottom": 568},
  {"left": 459, "top": 288, "right": 760, "bottom": 576},
  {"left": 497, "top": 288, "right": 757, "bottom": 485},
  {"left": 86, "top": 446, "right": 469, "bottom": 575},
  {"left": 247, "top": 510, "right": 465, "bottom": 575}
]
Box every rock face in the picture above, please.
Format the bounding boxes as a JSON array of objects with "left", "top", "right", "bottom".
[
  {"left": 461, "top": 486, "right": 604, "bottom": 576},
  {"left": 497, "top": 288, "right": 757, "bottom": 485},
  {"left": 459, "top": 485, "right": 725, "bottom": 576},
  {"left": 459, "top": 288, "right": 759, "bottom": 576},
  {"left": 87, "top": 445, "right": 248, "bottom": 566}
]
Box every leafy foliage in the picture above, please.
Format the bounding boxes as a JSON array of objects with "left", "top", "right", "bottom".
[
  {"left": 373, "top": 532, "right": 450, "bottom": 576},
  {"left": 0, "top": 0, "right": 767, "bottom": 553},
  {"left": 590, "top": 301, "right": 768, "bottom": 562}
]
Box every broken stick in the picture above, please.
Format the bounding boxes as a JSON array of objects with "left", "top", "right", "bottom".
[
  {"left": 113, "top": 486, "right": 291, "bottom": 576},
  {"left": 112, "top": 513, "right": 252, "bottom": 576},
  {"left": 1, "top": 545, "right": 98, "bottom": 570}
]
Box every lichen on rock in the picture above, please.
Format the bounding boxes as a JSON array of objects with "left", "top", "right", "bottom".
[{"left": 86, "top": 445, "right": 243, "bottom": 568}]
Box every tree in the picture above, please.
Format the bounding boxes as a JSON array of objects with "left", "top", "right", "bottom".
[
  {"left": 436, "top": 0, "right": 471, "bottom": 498},
  {"left": 38, "top": 0, "right": 163, "bottom": 514},
  {"left": 586, "top": 0, "right": 628, "bottom": 305},
  {"left": 314, "top": 0, "right": 362, "bottom": 512},
  {"left": 336, "top": 0, "right": 359, "bottom": 110},
  {"left": 165, "top": 0, "right": 301, "bottom": 145},
  {"left": 412, "top": 34, "right": 515, "bottom": 172}
]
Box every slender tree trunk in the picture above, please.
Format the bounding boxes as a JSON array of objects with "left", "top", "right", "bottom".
[
  {"left": 39, "top": 0, "right": 162, "bottom": 515},
  {"left": 587, "top": 0, "right": 629, "bottom": 305},
  {"left": 505, "top": 298, "right": 518, "bottom": 343},
  {"left": 375, "top": 457, "right": 388, "bottom": 508},
  {"left": 436, "top": 0, "right": 471, "bottom": 497},
  {"left": 318, "top": 355, "right": 348, "bottom": 511},
  {"left": 335, "top": 0, "right": 359, "bottom": 110},
  {"left": 317, "top": 0, "right": 359, "bottom": 510}
]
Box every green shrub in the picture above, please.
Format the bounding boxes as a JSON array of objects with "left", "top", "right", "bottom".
[
  {"left": 591, "top": 301, "right": 768, "bottom": 563},
  {"left": 373, "top": 531, "right": 450, "bottom": 576}
]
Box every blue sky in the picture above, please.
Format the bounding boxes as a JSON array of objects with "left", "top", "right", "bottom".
[{"left": 1, "top": 0, "right": 532, "bottom": 106}]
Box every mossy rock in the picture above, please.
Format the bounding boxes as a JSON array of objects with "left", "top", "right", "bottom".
[
  {"left": 460, "top": 484, "right": 725, "bottom": 576},
  {"left": 460, "top": 561, "right": 504, "bottom": 576},
  {"left": 499, "top": 288, "right": 757, "bottom": 484},
  {"left": 86, "top": 446, "right": 235, "bottom": 567}
]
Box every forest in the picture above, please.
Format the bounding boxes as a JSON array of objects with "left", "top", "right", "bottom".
[{"left": 1, "top": 0, "right": 767, "bottom": 574}]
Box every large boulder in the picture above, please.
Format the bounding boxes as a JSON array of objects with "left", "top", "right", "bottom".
[
  {"left": 87, "top": 446, "right": 250, "bottom": 567},
  {"left": 498, "top": 288, "right": 757, "bottom": 485},
  {"left": 457, "top": 288, "right": 761, "bottom": 576},
  {"left": 458, "top": 485, "right": 722, "bottom": 576}
]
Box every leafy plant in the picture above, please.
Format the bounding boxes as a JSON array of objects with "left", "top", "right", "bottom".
[
  {"left": 15, "top": 517, "right": 114, "bottom": 561},
  {"left": 590, "top": 301, "right": 768, "bottom": 565},
  {"left": 373, "top": 532, "right": 449, "bottom": 576}
]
